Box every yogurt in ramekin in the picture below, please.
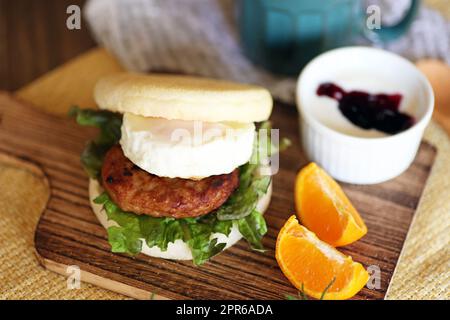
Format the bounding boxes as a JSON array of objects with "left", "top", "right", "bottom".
[{"left": 296, "top": 47, "right": 434, "bottom": 184}]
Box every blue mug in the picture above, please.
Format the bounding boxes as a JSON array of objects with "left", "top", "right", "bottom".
[{"left": 237, "top": 0, "right": 420, "bottom": 75}]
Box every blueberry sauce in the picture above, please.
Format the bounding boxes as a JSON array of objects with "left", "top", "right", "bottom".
[{"left": 317, "top": 83, "right": 415, "bottom": 134}]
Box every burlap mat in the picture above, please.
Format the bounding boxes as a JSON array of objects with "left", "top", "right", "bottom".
[
  {"left": 385, "top": 122, "right": 450, "bottom": 300},
  {"left": 0, "top": 155, "right": 128, "bottom": 299}
]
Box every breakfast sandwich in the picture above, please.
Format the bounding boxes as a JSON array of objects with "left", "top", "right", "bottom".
[{"left": 70, "top": 72, "right": 284, "bottom": 265}]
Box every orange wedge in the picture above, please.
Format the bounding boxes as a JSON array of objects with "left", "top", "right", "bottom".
[
  {"left": 295, "top": 163, "right": 367, "bottom": 247},
  {"left": 276, "top": 216, "right": 369, "bottom": 300}
]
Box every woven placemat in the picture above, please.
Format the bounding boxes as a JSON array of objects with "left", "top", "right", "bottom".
[
  {"left": 385, "top": 122, "right": 450, "bottom": 300},
  {"left": 0, "top": 154, "right": 128, "bottom": 299}
]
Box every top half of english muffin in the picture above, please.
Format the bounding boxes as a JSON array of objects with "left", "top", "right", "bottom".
[{"left": 94, "top": 72, "right": 273, "bottom": 123}]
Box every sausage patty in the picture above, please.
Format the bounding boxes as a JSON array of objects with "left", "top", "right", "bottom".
[{"left": 101, "top": 145, "right": 239, "bottom": 218}]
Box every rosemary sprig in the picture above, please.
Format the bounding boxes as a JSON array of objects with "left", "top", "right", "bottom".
[
  {"left": 285, "top": 277, "right": 336, "bottom": 300},
  {"left": 320, "top": 277, "right": 336, "bottom": 300}
]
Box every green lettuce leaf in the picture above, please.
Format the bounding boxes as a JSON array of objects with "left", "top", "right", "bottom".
[
  {"left": 216, "top": 121, "right": 276, "bottom": 221},
  {"left": 214, "top": 163, "right": 270, "bottom": 221},
  {"left": 69, "top": 106, "right": 122, "bottom": 178},
  {"left": 182, "top": 220, "right": 227, "bottom": 265},
  {"left": 237, "top": 210, "right": 268, "bottom": 251},
  {"left": 107, "top": 226, "right": 142, "bottom": 255}
]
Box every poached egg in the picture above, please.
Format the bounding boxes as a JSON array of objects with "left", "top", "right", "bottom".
[{"left": 120, "top": 113, "right": 255, "bottom": 179}]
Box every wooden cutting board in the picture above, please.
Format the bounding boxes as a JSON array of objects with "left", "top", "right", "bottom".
[{"left": 0, "top": 86, "right": 436, "bottom": 299}]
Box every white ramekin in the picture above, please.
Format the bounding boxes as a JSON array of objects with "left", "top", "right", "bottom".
[{"left": 296, "top": 47, "right": 434, "bottom": 184}]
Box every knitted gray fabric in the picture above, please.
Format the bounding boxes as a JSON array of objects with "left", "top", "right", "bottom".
[{"left": 85, "top": 0, "right": 449, "bottom": 103}]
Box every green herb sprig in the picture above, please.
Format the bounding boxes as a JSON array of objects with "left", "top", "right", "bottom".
[{"left": 285, "top": 277, "right": 336, "bottom": 300}]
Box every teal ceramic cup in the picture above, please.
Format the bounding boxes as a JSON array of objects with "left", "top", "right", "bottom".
[{"left": 237, "top": 0, "right": 420, "bottom": 75}]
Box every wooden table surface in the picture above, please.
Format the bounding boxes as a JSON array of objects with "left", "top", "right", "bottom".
[{"left": 0, "top": 0, "right": 95, "bottom": 91}]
